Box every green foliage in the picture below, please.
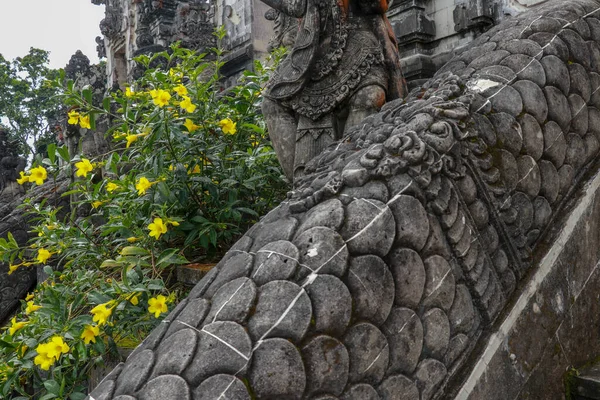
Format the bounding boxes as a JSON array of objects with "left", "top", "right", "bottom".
[
  {"left": 0, "top": 48, "right": 61, "bottom": 159},
  {"left": 0, "top": 37, "right": 287, "bottom": 398}
]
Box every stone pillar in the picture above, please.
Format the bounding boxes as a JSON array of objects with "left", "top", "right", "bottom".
[{"left": 388, "top": 0, "right": 436, "bottom": 82}]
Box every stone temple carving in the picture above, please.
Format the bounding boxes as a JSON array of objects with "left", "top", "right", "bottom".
[
  {"left": 261, "top": 0, "right": 408, "bottom": 180},
  {"left": 89, "top": 0, "right": 600, "bottom": 398}
]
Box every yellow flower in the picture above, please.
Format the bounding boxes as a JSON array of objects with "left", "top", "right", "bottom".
[
  {"left": 67, "top": 110, "right": 80, "bottom": 125},
  {"left": 79, "top": 114, "right": 91, "bottom": 129},
  {"left": 75, "top": 158, "right": 94, "bottom": 178},
  {"left": 80, "top": 325, "right": 100, "bottom": 344},
  {"left": 218, "top": 118, "right": 237, "bottom": 135},
  {"left": 91, "top": 201, "right": 104, "bottom": 209},
  {"left": 125, "top": 86, "right": 134, "bottom": 97},
  {"left": 126, "top": 236, "right": 140, "bottom": 243},
  {"left": 34, "top": 344, "right": 55, "bottom": 370},
  {"left": 45, "top": 336, "right": 70, "bottom": 360},
  {"left": 148, "top": 217, "right": 168, "bottom": 239},
  {"left": 91, "top": 302, "right": 113, "bottom": 325},
  {"left": 180, "top": 96, "right": 196, "bottom": 113},
  {"left": 135, "top": 177, "right": 155, "bottom": 196},
  {"left": 18, "top": 344, "right": 28, "bottom": 358},
  {"left": 29, "top": 166, "right": 47, "bottom": 185},
  {"left": 106, "top": 182, "right": 119, "bottom": 193},
  {"left": 148, "top": 295, "right": 168, "bottom": 318},
  {"left": 25, "top": 301, "right": 41, "bottom": 314},
  {"left": 128, "top": 293, "right": 140, "bottom": 305},
  {"left": 25, "top": 293, "right": 34, "bottom": 301},
  {"left": 189, "top": 165, "right": 201, "bottom": 174},
  {"left": 174, "top": 85, "right": 188, "bottom": 96},
  {"left": 126, "top": 134, "right": 138, "bottom": 148},
  {"left": 16, "top": 171, "right": 29, "bottom": 185},
  {"left": 8, "top": 263, "right": 19, "bottom": 275},
  {"left": 8, "top": 317, "right": 27, "bottom": 336},
  {"left": 113, "top": 131, "right": 126, "bottom": 140},
  {"left": 36, "top": 248, "right": 52, "bottom": 264},
  {"left": 183, "top": 118, "right": 200, "bottom": 132},
  {"left": 153, "top": 89, "right": 171, "bottom": 107},
  {"left": 149, "top": 89, "right": 159, "bottom": 98}
]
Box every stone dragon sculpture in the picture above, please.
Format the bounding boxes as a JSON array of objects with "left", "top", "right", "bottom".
[{"left": 89, "top": 0, "right": 600, "bottom": 398}]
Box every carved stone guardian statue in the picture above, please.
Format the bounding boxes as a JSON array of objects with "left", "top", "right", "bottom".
[{"left": 261, "top": 0, "right": 408, "bottom": 180}]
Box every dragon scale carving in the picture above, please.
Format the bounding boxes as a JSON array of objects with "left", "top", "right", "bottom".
[{"left": 89, "top": 1, "right": 600, "bottom": 399}]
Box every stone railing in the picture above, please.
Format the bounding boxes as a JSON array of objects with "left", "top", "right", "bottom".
[{"left": 88, "top": 0, "right": 600, "bottom": 398}]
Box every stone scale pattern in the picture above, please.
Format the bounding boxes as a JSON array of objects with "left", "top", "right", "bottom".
[{"left": 88, "top": 0, "right": 600, "bottom": 398}]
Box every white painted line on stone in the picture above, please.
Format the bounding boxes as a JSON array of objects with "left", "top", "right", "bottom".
[
  {"left": 201, "top": 327, "right": 250, "bottom": 361},
  {"left": 455, "top": 168, "right": 600, "bottom": 399},
  {"left": 363, "top": 343, "right": 389, "bottom": 375},
  {"left": 254, "top": 288, "right": 307, "bottom": 348},
  {"left": 211, "top": 279, "right": 247, "bottom": 324},
  {"left": 216, "top": 376, "right": 238, "bottom": 400}
]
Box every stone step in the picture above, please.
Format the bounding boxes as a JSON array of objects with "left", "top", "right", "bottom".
[{"left": 571, "top": 363, "right": 600, "bottom": 399}]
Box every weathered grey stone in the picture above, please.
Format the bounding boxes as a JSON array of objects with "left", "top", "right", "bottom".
[
  {"left": 540, "top": 55, "right": 570, "bottom": 96},
  {"left": 489, "top": 112, "right": 523, "bottom": 156},
  {"left": 388, "top": 195, "right": 430, "bottom": 251},
  {"left": 343, "top": 322, "right": 389, "bottom": 385},
  {"left": 456, "top": 174, "right": 478, "bottom": 205},
  {"left": 530, "top": 33, "right": 570, "bottom": 61},
  {"left": 488, "top": 85, "right": 524, "bottom": 116},
  {"left": 538, "top": 160, "right": 560, "bottom": 204},
  {"left": 519, "top": 114, "right": 544, "bottom": 160},
  {"left": 252, "top": 241, "right": 299, "bottom": 285},
  {"left": 516, "top": 155, "right": 541, "bottom": 198},
  {"left": 193, "top": 374, "right": 250, "bottom": 400},
  {"left": 296, "top": 199, "right": 345, "bottom": 234},
  {"left": 565, "top": 132, "right": 586, "bottom": 171},
  {"left": 472, "top": 113, "right": 497, "bottom": 147},
  {"left": 381, "top": 307, "right": 423, "bottom": 375},
  {"left": 500, "top": 55, "right": 546, "bottom": 87},
  {"left": 558, "top": 28, "right": 591, "bottom": 69},
  {"left": 388, "top": 248, "right": 425, "bottom": 309},
  {"left": 204, "top": 252, "right": 254, "bottom": 298},
  {"left": 342, "top": 165, "right": 370, "bottom": 187},
  {"left": 248, "top": 280, "right": 312, "bottom": 342},
  {"left": 305, "top": 274, "right": 352, "bottom": 336},
  {"left": 414, "top": 359, "right": 447, "bottom": 400},
  {"left": 544, "top": 86, "right": 572, "bottom": 131},
  {"left": 422, "top": 214, "right": 453, "bottom": 259},
  {"left": 584, "top": 134, "right": 600, "bottom": 166},
  {"left": 422, "top": 308, "right": 450, "bottom": 359},
  {"left": 498, "top": 39, "right": 544, "bottom": 58},
  {"left": 302, "top": 335, "right": 349, "bottom": 396},
  {"left": 114, "top": 349, "right": 154, "bottom": 396},
  {"left": 543, "top": 121, "right": 567, "bottom": 168},
  {"left": 377, "top": 375, "right": 420, "bottom": 400},
  {"left": 443, "top": 334, "right": 470, "bottom": 367},
  {"left": 204, "top": 277, "right": 257, "bottom": 325},
  {"left": 569, "top": 94, "right": 589, "bottom": 136},
  {"left": 422, "top": 255, "right": 456, "bottom": 312},
  {"left": 250, "top": 217, "right": 298, "bottom": 252},
  {"left": 138, "top": 375, "right": 190, "bottom": 400},
  {"left": 249, "top": 338, "right": 306, "bottom": 400},
  {"left": 569, "top": 62, "right": 591, "bottom": 102},
  {"left": 188, "top": 266, "right": 220, "bottom": 300},
  {"left": 112, "top": 396, "right": 136, "bottom": 400},
  {"left": 533, "top": 196, "right": 552, "bottom": 229},
  {"left": 340, "top": 198, "right": 395, "bottom": 257},
  {"left": 494, "top": 149, "right": 519, "bottom": 192},
  {"left": 448, "top": 285, "right": 476, "bottom": 335},
  {"left": 184, "top": 321, "right": 252, "bottom": 386},
  {"left": 165, "top": 298, "right": 210, "bottom": 337},
  {"left": 513, "top": 80, "right": 548, "bottom": 123},
  {"left": 294, "top": 226, "right": 349, "bottom": 279},
  {"left": 346, "top": 255, "right": 394, "bottom": 325},
  {"left": 339, "top": 180, "right": 389, "bottom": 205},
  {"left": 90, "top": 378, "right": 116, "bottom": 400},
  {"left": 468, "top": 50, "right": 510, "bottom": 70},
  {"left": 558, "top": 164, "right": 575, "bottom": 197},
  {"left": 468, "top": 200, "right": 489, "bottom": 230},
  {"left": 150, "top": 328, "right": 198, "bottom": 379},
  {"left": 340, "top": 384, "right": 379, "bottom": 400}
]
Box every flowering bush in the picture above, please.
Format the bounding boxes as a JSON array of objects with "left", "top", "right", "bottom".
[{"left": 0, "top": 37, "right": 287, "bottom": 398}]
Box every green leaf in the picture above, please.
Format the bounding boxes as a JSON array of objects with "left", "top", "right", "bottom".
[
  {"left": 39, "top": 394, "right": 57, "bottom": 400},
  {"left": 119, "top": 246, "right": 150, "bottom": 256},
  {"left": 70, "top": 392, "right": 87, "bottom": 400},
  {"left": 47, "top": 143, "right": 56, "bottom": 164},
  {"left": 57, "top": 145, "right": 71, "bottom": 163},
  {"left": 103, "top": 96, "right": 111, "bottom": 113},
  {"left": 43, "top": 380, "right": 60, "bottom": 395}
]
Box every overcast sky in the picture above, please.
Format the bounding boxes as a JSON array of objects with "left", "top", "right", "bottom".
[{"left": 0, "top": 0, "right": 105, "bottom": 69}]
